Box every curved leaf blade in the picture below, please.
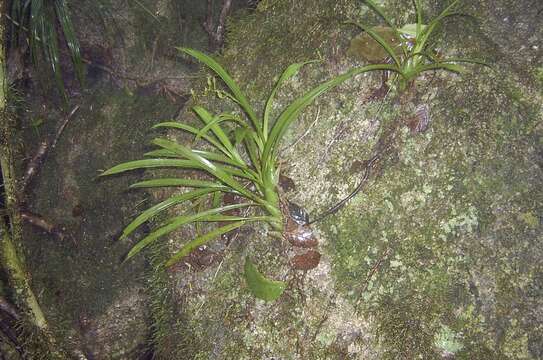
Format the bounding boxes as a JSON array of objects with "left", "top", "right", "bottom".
[
  {"left": 121, "top": 188, "right": 217, "bottom": 239},
  {"left": 153, "top": 121, "right": 230, "bottom": 156},
  {"left": 130, "top": 178, "right": 227, "bottom": 189},
  {"left": 178, "top": 47, "right": 261, "bottom": 136},
  {"left": 100, "top": 159, "right": 200, "bottom": 176},
  {"left": 125, "top": 204, "right": 253, "bottom": 261},
  {"left": 263, "top": 64, "right": 398, "bottom": 161},
  {"left": 263, "top": 60, "right": 318, "bottom": 138},
  {"left": 151, "top": 138, "right": 260, "bottom": 202},
  {"left": 164, "top": 221, "right": 246, "bottom": 267},
  {"left": 244, "top": 258, "right": 286, "bottom": 301}
]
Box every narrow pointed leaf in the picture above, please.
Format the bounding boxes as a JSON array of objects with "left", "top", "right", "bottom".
[
  {"left": 153, "top": 122, "right": 230, "bottom": 156},
  {"left": 416, "top": 62, "right": 465, "bottom": 74},
  {"left": 178, "top": 47, "right": 261, "bottom": 136},
  {"left": 193, "top": 106, "right": 240, "bottom": 161},
  {"left": 416, "top": 0, "right": 459, "bottom": 50},
  {"left": 165, "top": 221, "right": 247, "bottom": 267},
  {"left": 360, "top": 0, "right": 406, "bottom": 56},
  {"left": 439, "top": 57, "right": 491, "bottom": 67},
  {"left": 244, "top": 258, "right": 286, "bottom": 301},
  {"left": 414, "top": 0, "right": 423, "bottom": 37},
  {"left": 144, "top": 149, "right": 178, "bottom": 158},
  {"left": 54, "top": 0, "right": 84, "bottom": 85},
  {"left": 100, "top": 159, "right": 200, "bottom": 176},
  {"left": 121, "top": 188, "right": 217, "bottom": 239},
  {"left": 130, "top": 178, "right": 228, "bottom": 189},
  {"left": 125, "top": 204, "right": 253, "bottom": 261},
  {"left": 151, "top": 138, "right": 260, "bottom": 202},
  {"left": 195, "top": 112, "right": 246, "bottom": 143},
  {"left": 263, "top": 60, "right": 317, "bottom": 137},
  {"left": 263, "top": 64, "right": 398, "bottom": 161},
  {"left": 192, "top": 149, "right": 245, "bottom": 167}
]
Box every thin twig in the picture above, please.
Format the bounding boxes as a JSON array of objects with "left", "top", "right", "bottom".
[
  {"left": 20, "top": 211, "right": 69, "bottom": 241},
  {"left": 22, "top": 106, "right": 79, "bottom": 192}
]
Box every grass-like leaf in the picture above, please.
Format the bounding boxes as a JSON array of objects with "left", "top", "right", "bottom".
[
  {"left": 178, "top": 47, "right": 262, "bottom": 136},
  {"left": 355, "top": 0, "right": 486, "bottom": 91},
  {"left": 120, "top": 188, "right": 219, "bottom": 240},
  {"left": 263, "top": 64, "right": 397, "bottom": 161},
  {"left": 263, "top": 60, "right": 318, "bottom": 139},
  {"left": 125, "top": 203, "right": 254, "bottom": 261},
  {"left": 11, "top": 0, "right": 84, "bottom": 99},
  {"left": 129, "top": 178, "right": 227, "bottom": 189},
  {"left": 100, "top": 159, "right": 201, "bottom": 176},
  {"left": 151, "top": 138, "right": 260, "bottom": 202},
  {"left": 164, "top": 221, "right": 246, "bottom": 267}
]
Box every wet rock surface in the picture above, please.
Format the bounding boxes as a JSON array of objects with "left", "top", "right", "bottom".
[
  {"left": 13, "top": 0, "right": 541, "bottom": 358},
  {"left": 146, "top": 0, "right": 542, "bottom": 358}
]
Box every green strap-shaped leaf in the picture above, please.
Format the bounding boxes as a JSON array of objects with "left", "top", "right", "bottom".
[
  {"left": 349, "top": 22, "right": 402, "bottom": 67},
  {"left": 415, "top": 62, "right": 465, "bottom": 74},
  {"left": 398, "top": 23, "right": 427, "bottom": 38},
  {"left": 54, "top": 0, "right": 84, "bottom": 85},
  {"left": 414, "top": 0, "right": 423, "bottom": 38},
  {"left": 244, "top": 131, "right": 262, "bottom": 172},
  {"left": 193, "top": 106, "right": 245, "bottom": 165},
  {"left": 438, "top": 57, "right": 491, "bottom": 67},
  {"left": 130, "top": 178, "right": 228, "bottom": 190},
  {"left": 178, "top": 47, "right": 262, "bottom": 137},
  {"left": 121, "top": 188, "right": 217, "bottom": 240},
  {"left": 151, "top": 138, "right": 263, "bottom": 203},
  {"left": 192, "top": 149, "right": 253, "bottom": 173},
  {"left": 102, "top": 156, "right": 253, "bottom": 181},
  {"left": 144, "top": 146, "right": 258, "bottom": 180},
  {"left": 195, "top": 112, "right": 247, "bottom": 143},
  {"left": 100, "top": 159, "right": 200, "bottom": 176},
  {"left": 359, "top": 0, "right": 407, "bottom": 58},
  {"left": 263, "top": 60, "right": 318, "bottom": 139},
  {"left": 144, "top": 149, "right": 177, "bottom": 158},
  {"left": 197, "top": 215, "right": 275, "bottom": 222},
  {"left": 164, "top": 221, "right": 246, "bottom": 267},
  {"left": 125, "top": 204, "right": 253, "bottom": 261},
  {"left": 415, "top": 0, "right": 459, "bottom": 53},
  {"left": 153, "top": 122, "right": 230, "bottom": 157},
  {"left": 244, "top": 258, "right": 286, "bottom": 301},
  {"left": 262, "top": 64, "right": 397, "bottom": 162}
]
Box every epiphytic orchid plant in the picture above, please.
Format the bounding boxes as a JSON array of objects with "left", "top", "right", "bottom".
[
  {"left": 352, "top": 0, "right": 487, "bottom": 91},
  {"left": 101, "top": 48, "right": 393, "bottom": 300}
]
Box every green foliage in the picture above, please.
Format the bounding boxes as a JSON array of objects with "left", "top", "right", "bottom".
[
  {"left": 102, "top": 48, "right": 390, "bottom": 297},
  {"left": 9, "top": 0, "right": 84, "bottom": 98},
  {"left": 244, "top": 258, "right": 286, "bottom": 301},
  {"left": 352, "top": 0, "right": 487, "bottom": 91}
]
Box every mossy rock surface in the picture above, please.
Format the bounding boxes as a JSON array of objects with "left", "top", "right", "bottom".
[{"left": 146, "top": 0, "right": 542, "bottom": 358}]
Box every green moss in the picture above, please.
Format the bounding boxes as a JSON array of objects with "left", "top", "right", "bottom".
[{"left": 22, "top": 84, "right": 178, "bottom": 356}]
